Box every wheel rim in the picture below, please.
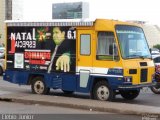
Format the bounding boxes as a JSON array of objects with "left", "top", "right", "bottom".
[
  {"left": 97, "top": 85, "right": 109, "bottom": 100},
  {"left": 34, "top": 80, "right": 45, "bottom": 94}
]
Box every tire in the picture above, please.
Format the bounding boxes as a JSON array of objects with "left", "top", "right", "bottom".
[
  {"left": 92, "top": 81, "right": 115, "bottom": 101},
  {"left": 31, "top": 77, "right": 50, "bottom": 95},
  {"left": 0, "top": 66, "right": 3, "bottom": 76},
  {"left": 62, "top": 90, "right": 74, "bottom": 95},
  {"left": 151, "top": 85, "right": 160, "bottom": 94},
  {"left": 120, "top": 90, "right": 140, "bottom": 100}
]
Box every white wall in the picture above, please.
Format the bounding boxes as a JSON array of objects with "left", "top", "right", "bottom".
[{"left": 12, "top": 0, "right": 24, "bottom": 20}]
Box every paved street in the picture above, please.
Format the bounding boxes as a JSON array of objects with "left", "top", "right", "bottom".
[
  {"left": 0, "top": 78, "right": 144, "bottom": 120},
  {"left": 0, "top": 76, "right": 159, "bottom": 107},
  {"left": 0, "top": 76, "right": 160, "bottom": 120},
  {"left": 115, "top": 88, "right": 160, "bottom": 107}
]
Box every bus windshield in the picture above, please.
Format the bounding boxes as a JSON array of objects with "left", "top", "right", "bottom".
[{"left": 116, "top": 25, "right": 151, "bottom": 59}]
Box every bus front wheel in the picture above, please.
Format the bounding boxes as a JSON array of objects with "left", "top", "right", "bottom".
[{"left": 92, "top": 81, "right": 115, "bottom": 101}]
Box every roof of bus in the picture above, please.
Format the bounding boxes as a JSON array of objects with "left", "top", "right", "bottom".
[{"left": 5, "top": 18, "right": 140, "bottom": 27}]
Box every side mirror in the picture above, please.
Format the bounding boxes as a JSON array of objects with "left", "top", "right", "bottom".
[{"left": 113, "top": 43, "right": 119, "bottom": 61}]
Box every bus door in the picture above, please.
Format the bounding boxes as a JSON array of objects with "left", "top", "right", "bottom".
[{"left": 77, "top": 29, "right": 93, "bottom": 91}]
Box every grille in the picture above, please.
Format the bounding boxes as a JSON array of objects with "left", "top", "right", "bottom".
[
  {"left": 140, "top": 69, "right": 148, "bottom": 82},
  {"left": 140, "top": 62, "right": 147, "bottom": 66},
  {"left": 129, "top": 69, "right": 137, "bottom": 74}
]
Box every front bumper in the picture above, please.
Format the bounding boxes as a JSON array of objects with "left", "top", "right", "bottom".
[{"left": 118, "top": 83, "right": 156, "bottom": 89}]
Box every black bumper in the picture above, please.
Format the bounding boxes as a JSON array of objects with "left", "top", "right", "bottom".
[{"left": 118, "top": 83, "right": 156, "bottom": 89}]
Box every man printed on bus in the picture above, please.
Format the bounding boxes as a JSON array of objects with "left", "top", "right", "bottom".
[
  {"left": 51, "top": 26, "right": 71, "bottom": 72},
  {"left": 36, "top": 26, "right": 76, "bottom": 73}
]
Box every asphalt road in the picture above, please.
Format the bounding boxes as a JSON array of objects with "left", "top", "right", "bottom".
[
  {"left": 0, "top": 76, "right": 160, "bottom": 107},
  {"left": 0, "top": 76, "right": 160, "bottom": 120}
]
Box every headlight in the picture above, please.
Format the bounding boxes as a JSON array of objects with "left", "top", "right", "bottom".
[{"left": 124, "top": 76, "right": 132, "bottom": 83}]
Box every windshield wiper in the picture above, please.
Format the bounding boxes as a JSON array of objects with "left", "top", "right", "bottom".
[{"left": 125, "top": 55, "right": 149, "bottom": 59}]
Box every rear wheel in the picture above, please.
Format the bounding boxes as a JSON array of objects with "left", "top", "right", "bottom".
[
  {"left": 31, "top": 77, "right": 50, "bottom": 95},
  {"left": 120, "top": 90, "right": 140, "bottom": 100},
  {"left": 92, "top": 81, "right": 115, "bottom": 101}
]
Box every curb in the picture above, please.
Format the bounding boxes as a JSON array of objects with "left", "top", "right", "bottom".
[{"left": 0, "top": 96, "right": 160, "bottom": 116}]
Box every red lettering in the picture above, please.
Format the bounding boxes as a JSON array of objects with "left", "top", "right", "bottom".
[
  {"left": 29, "top": 59, "right": 45, "bottom": 65},
  {"left": 46, "top": 53, "right": 51, "bottom": 59},
  {"left": 24, "top": 51, "right": 51, "bottom": 60},
  {"left": 24, "top": 52, "right": 29, "bottom": 59}
]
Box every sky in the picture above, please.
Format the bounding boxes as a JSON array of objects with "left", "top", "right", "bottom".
[{"left": 23, "top": 0, "right": 160, "bottom": 26}]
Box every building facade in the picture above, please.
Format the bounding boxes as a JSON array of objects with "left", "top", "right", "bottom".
[
  {"left": 52, "top": 2, "right": 89, "bottom": 19},
  {"left": 0, "top": 0, "right": 6, "bottom": 44},
  {"left": 0, "top": 0, "right": 23, "bottom": 45},
  {"left": 142, "top": 24, "right": 160, "bottom": 48},
  {"left": 12, "top": 0, "right": 23, "bottom": 20}
]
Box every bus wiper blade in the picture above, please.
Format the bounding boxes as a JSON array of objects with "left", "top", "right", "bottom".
[{"left": 126, "top": 55, "right": 146, "bottom": 59}]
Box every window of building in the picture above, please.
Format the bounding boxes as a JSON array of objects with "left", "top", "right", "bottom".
[{"left": 5, "top": 0, "right": 12, "bottom": 20}]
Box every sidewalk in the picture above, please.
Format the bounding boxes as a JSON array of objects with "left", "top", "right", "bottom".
[{"left": 0, "top": 91, "right": 160, "bottom": 115}]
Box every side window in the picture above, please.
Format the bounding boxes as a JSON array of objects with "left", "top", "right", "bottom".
[
  {"left": 80, "top": 34, "right": 91, "bottom": 55},
  {"left": 96, "top": 32, "right": 117, "bottom": 60}
]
